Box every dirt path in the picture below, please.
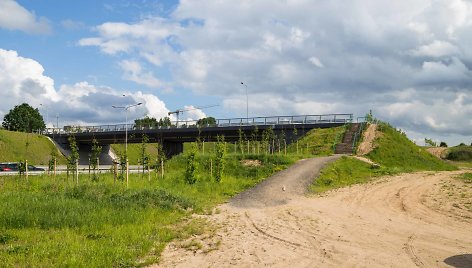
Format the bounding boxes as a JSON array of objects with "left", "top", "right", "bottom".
[{"left": 155, "top": 158, "right": 472, "bottom": 267}]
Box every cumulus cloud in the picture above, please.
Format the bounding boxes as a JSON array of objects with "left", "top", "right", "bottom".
[
  {"left": 0, "top": 49, "right": 170, "bottom": 127},
  {"left": 77, "top": 0, "right": 472, "bottom": 144},
  {"left": 119, "top": 60, "right": 164, "bottom": 88},
  {"left": 0, "top": 0, "right": 51, "bottom": 34}
]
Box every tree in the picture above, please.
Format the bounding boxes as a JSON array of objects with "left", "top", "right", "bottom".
[
  {"left": 135, "top": 116, "right": 158, "bottom": 128},
  {"left": 155, "top": 142, "right": 167, "bottom": 179},
  {"left": 139, "top": 135, "right": 150, "bottom": 177},
  {"left": 197, "top": 117, "right": 216, "bottom": 127},
  {"left": 134, "top": 116, "right": 172, "bottom": 128},
  {"left": 90, "top": 138, "right": 102, "bottom": 181},
  {"left": 424, "top": 138, "right": 437, "bottom": 147},
  {"left": 439, "top": 141, "right": 448, "bottom": 147},
  {"left": 158, "top": 117, "right": 172, "bottom": 127},
  {"left": 2, "top": 103, "right": 45, "bottom": 132},
  {"left": 185, "top": 143, "right": 198, "bottom": 184},
  {"left": 67, "top": 135, "right": 79, "bottom": 182},
  {"left": 214, "top": 135, "right": 226, "bottom": 183}
]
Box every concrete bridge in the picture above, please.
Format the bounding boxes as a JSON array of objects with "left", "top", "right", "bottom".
[{"left": 44, "top": 114, "right": 353, "bottom": 164}]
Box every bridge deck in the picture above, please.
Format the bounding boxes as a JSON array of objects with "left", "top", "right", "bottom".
[{"left": 44, "top": 114, "right": 353, "bottom": 158}]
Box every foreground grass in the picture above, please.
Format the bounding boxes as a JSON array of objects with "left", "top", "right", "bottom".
[
  {"left": 312, "top": 156, "right": 394, "bottom": 193},
  {"left": 0, "top": 153, "right": 295, "bottom": 266},
  {"left": 0, "top": 129, "right": 67, "bottom": 165},
  {"left": 457, "top": 173, "right": 472, "bottom": 183},
  {"left": 313, "top": 122, "right": 456, "bottom": 194}
]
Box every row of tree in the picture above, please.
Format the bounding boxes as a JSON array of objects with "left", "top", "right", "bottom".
[{"left": 134, "top": 116, "right": 217, "bottom": 128}]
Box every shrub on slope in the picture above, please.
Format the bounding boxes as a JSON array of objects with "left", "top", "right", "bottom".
[{"left": 446, "top": 145, "right": 472, "bottom": 161}]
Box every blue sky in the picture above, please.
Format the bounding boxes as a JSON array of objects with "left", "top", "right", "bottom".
[{"left": 1, "top": 0, "right": 472, "bottom": 145}]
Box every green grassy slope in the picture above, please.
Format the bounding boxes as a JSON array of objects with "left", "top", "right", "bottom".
[
  {"left": 110, "top": 143, "right": 159, "bottom": 165},
  {"left": 367, "top": 122, "right": 455, "bottom": 172},
  {"left": 0, "top": 129, "right": 67, "bottom": 165},
  {"left": 312, "top": 121, "right": 455, "bottom": 193},
  {"left": 287, "top": 126, "right": 345, "bottom": 155}
]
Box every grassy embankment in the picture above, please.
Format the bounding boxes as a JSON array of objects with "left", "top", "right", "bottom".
[
  {"left": 0, "top": 126, "right": 345, "bottom": 266},
  {"left": 0, "top": 129, "right": 67, "bottom": 165},
  {"left": 0, "top": 154, "right": 295, "bottom": 266},
  {"left": 312, "top": 121, "right": 456, "bottom": 193}
]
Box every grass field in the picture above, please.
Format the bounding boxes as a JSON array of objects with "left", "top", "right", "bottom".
[
  {"left": 0, "top": 129, "right": 67, "bottom": 165},
  {"left": 0, "top": 153, "right": 295, "bottom": 266}
]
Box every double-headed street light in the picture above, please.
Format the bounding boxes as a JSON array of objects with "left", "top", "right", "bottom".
[
  {"left": 112, "top": 102, "right": 142, "bottom": 188},
  {"left": 112, "top": 102, "right": 143, "bottom": 155}
]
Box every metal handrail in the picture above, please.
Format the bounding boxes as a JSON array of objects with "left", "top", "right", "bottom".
[{"left": 43, "top": 113, "right": 353, "bottom": 135}]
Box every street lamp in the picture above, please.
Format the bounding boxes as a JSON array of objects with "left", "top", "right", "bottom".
[
  {"left": 40, "top": 104, "right": 49, "bottom": 128},
  {"left": 112, "top": 102, "right": 143, "bottom": 155},
  {"left": 112, "top": 102, "right": 142, "bottom": 187},
  {"left": 240, "top": 82, "right": 248, "bottom": 123}
]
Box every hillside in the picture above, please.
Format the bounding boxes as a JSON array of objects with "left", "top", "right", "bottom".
[
  {"left": 0, "top": 129, "right": 67, "bottom": 165},
  {"left": 366, "top": 122, "right": 455, "bottom": 171},
  {"left": 110, "top": 143, "right": 159, "bottom": 165},
  {"left": 313, "top": 121, "right": 455, "bottom": 193},
  {"left": 286, "top": 126, "right": 345, "bottom": 155}
]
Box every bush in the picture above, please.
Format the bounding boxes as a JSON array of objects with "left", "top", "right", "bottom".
[{"left": 446, "top": 146, "right": 472, "bottom": 161}]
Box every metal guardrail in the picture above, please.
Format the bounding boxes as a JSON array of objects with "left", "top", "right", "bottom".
[
  {"left": 352, "top": 117, "right": 368, "bottom": 151},
  {"left": 43, "top": 114, "right": 353, "bottom": 135}
]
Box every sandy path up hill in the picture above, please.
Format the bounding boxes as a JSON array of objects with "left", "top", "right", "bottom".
[{"left": 155, "top": 158, "right": 472, "bottom": 268}]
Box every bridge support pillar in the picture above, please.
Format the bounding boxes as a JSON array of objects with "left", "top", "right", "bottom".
[{"left": 163, "top": 141, "right": 184, "bottom": 158}]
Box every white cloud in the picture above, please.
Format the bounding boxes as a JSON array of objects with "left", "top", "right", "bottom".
[
  {"left": 180, "top": 106, "right": 206, "bottom": 121},
  {"left": 0, "top": 49, "right": 170, "bottom": 127},
  {"left": 410, "top": 40, "right": 460, "bottom": 57},
  {"left": 308, "top": 57, "right": 324, "bottom": 68},
  {"left": 0, "top": 0, "right": 51, "bottom": 34},
  {"left": 77, "top": 0, "right": 472, "bottom": 145},
  {"left": 119, "top": 60, "right": 164, "bottom": 88},
  {"left": 0, "top": 49, "right": 59, "bottom": 108},
  {"left": 415, "top": 57, "right": 471, "bottom": 84}
]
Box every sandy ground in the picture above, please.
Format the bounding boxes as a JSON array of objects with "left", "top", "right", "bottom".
[
  {"left": 357, "top": 124, "right": 377, "bottom": 156},
  {"left": 155, "top": 158, "right": 472, "bottom": 267},
  {"left": 426, "top": 147, "right": 449, "bottom": 159}
]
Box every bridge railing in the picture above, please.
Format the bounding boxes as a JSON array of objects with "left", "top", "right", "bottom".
[{"left": 43, "top": 114, "right": 353, "bottom": 135}]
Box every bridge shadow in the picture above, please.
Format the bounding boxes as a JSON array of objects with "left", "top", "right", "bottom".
[{"left": 444, "top": 254, "right": 472, "bottom": 268}]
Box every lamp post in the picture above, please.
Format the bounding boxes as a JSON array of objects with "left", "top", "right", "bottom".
[
  {"left": 240, "top": 82, "right": 248, "bottom": 123},
  {"left": 112, "top": 102, "right": 142, "bottom": 187},
  {"left": 40, "top": 104, "right": 49, "bottom": 128}
]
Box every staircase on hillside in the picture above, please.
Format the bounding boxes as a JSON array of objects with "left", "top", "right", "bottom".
[{"left": 335, "top": 123, "right": 361, "bottom": 154}]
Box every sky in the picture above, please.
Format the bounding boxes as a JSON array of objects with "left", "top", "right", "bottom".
[{"left": 0, "top": 0, "right": 472, "bottom": 146}]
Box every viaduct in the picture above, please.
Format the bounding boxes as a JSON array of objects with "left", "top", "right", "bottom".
[{"left": 44, "top": 114, "right": 354, "bottom": 165}]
